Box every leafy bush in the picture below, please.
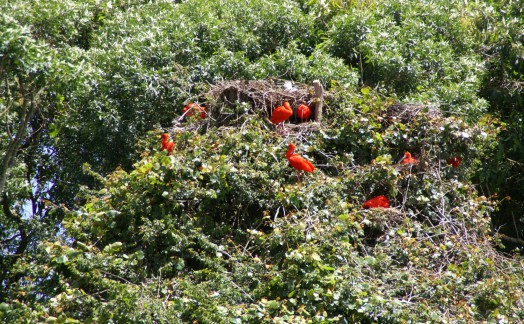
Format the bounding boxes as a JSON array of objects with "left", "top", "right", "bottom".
[
  {"left": 324, "top": 0, "right": 487, "bottom": 116},
  {"left": 6, "top": 85, "right": 524, "bottom": 322},
  {"left": 469, "top": 0, "right": 524, "bottom": 242}
]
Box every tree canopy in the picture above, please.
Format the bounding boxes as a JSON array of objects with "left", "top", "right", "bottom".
[{"left": 1, "top": 0, "right": 523, "bottom": 322}]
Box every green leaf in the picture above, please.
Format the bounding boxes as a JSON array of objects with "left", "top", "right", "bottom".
[
  {"left": 363, "top": 256, "right": 376, "bottom": 266},
  {"left": 55, "top": 255, "right": 69, "bottom": 264},
  {"left": 66, "top": 249, "right": 82, "bottom": 258},
  {"left": 360, "top": 87, "right": 371, "bottom": 95},
  {"left": 49, "top": 123, "right": 59, "bottom": 138},
  {"left": 135, "top": 250, "right": 145, "bottom": 260},
  {"left": 175, "top": 258, "right": 185, "bottom": 271},
  {"left": 310, "top": 252, "right": 321, "bottom": 262},
  {"left": 103, "top": 242, "right": 123, "bottom": 254},
  {"left": 0, "top": 303, "right": 9, "bottom": 311}
]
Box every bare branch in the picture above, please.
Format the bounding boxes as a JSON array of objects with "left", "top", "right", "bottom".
[
  {"left": 496, "top": 233, "right": 524, "bottom": 246},
  {"left": 313, "top": 80, "right": 323, "bottom": 122}
]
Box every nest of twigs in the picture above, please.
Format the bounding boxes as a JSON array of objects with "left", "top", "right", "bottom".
[
  {"left": 170, "top": 79, "right": 321, "bottom": 135},
  {"left": 206, "top": 78, "right": 315, "bottom": 118},
  {"left": 363, "top": 207, "right": 407, "bottom": 232},
  {"left": 384, "top": 103, "right": 442, "bottom": 126}
]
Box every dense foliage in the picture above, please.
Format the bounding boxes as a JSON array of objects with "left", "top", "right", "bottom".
[{"left": 1, "top": 0, "right": 524, "bottom": 322}]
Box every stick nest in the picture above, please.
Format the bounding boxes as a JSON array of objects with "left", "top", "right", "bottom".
[
  {"left": 170, "top": 79, "right": 321, "bottom": 135},
  {"left": 384, "top": 103, "right": 442, "bottom": 125},
  {"left": 205, "top": 78, "right": 316, "bottom": 118}
]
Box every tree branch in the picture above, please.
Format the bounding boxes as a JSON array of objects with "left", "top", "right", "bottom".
[
  {"left": 1, "top": 194, "right": 29, "bottom": 256},
  {"left": 0, "top": 233, "right": 22, "bottom": 245},
  {"left": 0, "top": 81, "right": 44, "bottom": 197},
  {"left": 496, "top": 233, "right": 524, "bottom": 246},
  {"left": 313, "top": 80, "right": 323, "bottom": 122}
]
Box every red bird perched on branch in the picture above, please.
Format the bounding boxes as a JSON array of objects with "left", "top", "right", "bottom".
[
  {"left": 401, "top": 152, "right": 418, "bottom": 165},
  {"left": 362, "top": 195, "right": 390, "bottom": 209},
  {"left": 182, "top": 102, "right": 207, "bottom": 119},
  {"left": 271, "top": 101, "right": 293, "bottom": 126},
  {"left": 161, "top": 133, "right": 175, "bottom": 155},
  {"left": 286, "top": 143, "right": 315, "bottom": 182},
  {"left": 447, "top": 156, "right": 462, "bottom": 168},
  {"left": 296, "top": 104, "right": 311, "bottom": 122}
]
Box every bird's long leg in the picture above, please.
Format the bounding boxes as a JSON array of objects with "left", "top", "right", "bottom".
[
  {"left": 296, "top": 170, "right": 301, "bottom": 183},
  {"left": 275, "top": 122, "right": 284, "bottom": 135},
  {"left": 280, "top": 122, "right": 289, "bottom": 135}
]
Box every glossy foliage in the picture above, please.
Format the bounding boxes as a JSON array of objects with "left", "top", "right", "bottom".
[{"left": 1, "top": 0, "right": 524, "bottom": 322}]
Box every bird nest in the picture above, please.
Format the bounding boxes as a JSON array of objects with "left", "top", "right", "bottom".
[
  {"left": 384, "top": 102, "right": 442, "bottom": 126},
  {"left": 362, "top": 207, "right": 407, "bottom": 232},
  {"left": 170, "top": 79, "right": 322, "bottom": 135},
  {"left": 205, "top": 78, "right": 316, "bottom": 118}
]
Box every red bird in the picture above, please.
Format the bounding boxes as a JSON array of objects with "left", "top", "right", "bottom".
[
  {"left": 296, "top": 104, "right": 311, "bottom": 122},
  {"left": 286, "top": 143, "right": 315, "bottom": 182},
  {"left": 447, "top": 156, "right": 462, "bottom": 168},
  {"left": 161, "top": 133, "right": 175, "bottom": 155},
  {"left": 401, "top": 152, "right": 418, "bottom": 165},
  {"left": 182, "top": 103, "right": 207, "bottom": 119},
  {"left": 271, "top": 101, "right": 293, "bottom": 126},
  {"left": 362, "top": 195, "right": 390, "bottom": 209}
]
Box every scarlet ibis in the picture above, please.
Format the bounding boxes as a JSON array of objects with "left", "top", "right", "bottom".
[
  {"left": 161, "top": 133, "right": 175, "bottom": 154},
  {"left": 362, "top": 195, "right": 390, "bottom": 209},
  {"left": 447, "top": 156, "right": 462, "bottom": 168},
  {"left": 271, "top": 101, "right": 293, "bottom": 126},
  {"left": 286, "top": 143, "right": 315, "bottom": 182},
  {"left": 182, "top": 103, "right": 207, "bottom": 119},
  {"left": 296, "top": 104, "right": 311, "bottom": 122},
  {"left": 401, "top": 152, "right": 418, "bottom": 165}
]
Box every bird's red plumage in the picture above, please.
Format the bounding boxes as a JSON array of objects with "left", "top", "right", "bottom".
[
  {"left": 161, "top": 133, "right": 175, "bottom": 154},
  {"left": 286, "top": 143, "right": 315, "bottom": 173},
  {"left": 296, "top": 104, "right": 311, "bottom": 121},
  {"left": 288, "top": 155, "right": 315, "bottom": 172},
  {"left": 401, "top": 152, "right": 418, "bottom": 164},
  {"left": 183, "top": 103, "right": 207, "bottom": 119},
  {"left": 271, "top": 102, "right": 293, "bottom": 124},
  {"left": 362, "top": 195, "right": 390, "bottom": 209},
  {"left": 447, "top": 156, "right": 462, "bottom": 168}
]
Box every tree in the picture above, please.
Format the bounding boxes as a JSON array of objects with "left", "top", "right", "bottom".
[
  {"left": 1, "top": 0, "right": 524, "bottom": 321},
  {"left": 0, "top": 14, "right": 56, "bottom": 296}
]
